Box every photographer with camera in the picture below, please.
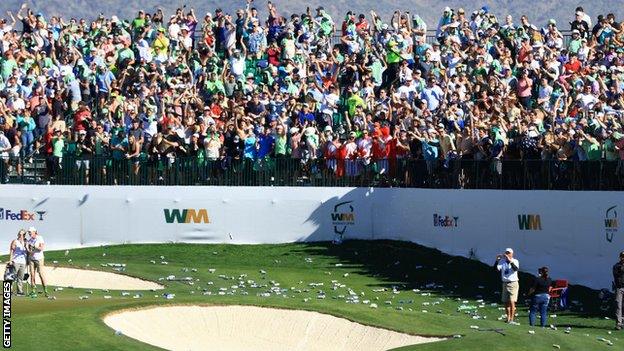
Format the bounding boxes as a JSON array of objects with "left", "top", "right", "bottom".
[
  {"left": 494, "top": 248, "right": 520, "bottom": 324},
  {"left": 8, "top": 229, "right": 28, "bottom": 296},
  {"left": 26, "top": 227, "right": 48, "bottom": 297}
]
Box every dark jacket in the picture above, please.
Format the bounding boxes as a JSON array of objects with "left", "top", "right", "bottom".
[{"left": 614, "top": 261, "right": 624, "bottom": 289}]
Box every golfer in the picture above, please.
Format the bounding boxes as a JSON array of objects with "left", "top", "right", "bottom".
[
  {"left": 27, "top": 227, "right": 48, "bottom": 297},
  {"left": 495, "top": 248, "right": 520, "bottom": 324},
  {"left": 8, "top": 229, "right": 28, "bottom": 295}
]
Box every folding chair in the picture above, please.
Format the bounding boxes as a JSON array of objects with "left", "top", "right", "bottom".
[{"left": 549, "top": 279, "right": 568, "bottom": 311}]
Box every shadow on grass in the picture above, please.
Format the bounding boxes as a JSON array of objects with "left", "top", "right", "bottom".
[{"left": 293, "top": 240, "right": 609, "bottom": 320}]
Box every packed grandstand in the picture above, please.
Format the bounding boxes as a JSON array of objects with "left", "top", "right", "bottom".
[{"left": 0, "top": 3, "right": 623, "bottom": 188}]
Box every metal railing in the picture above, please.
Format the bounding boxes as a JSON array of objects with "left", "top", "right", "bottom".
[{"left": 2, "top": 156, "right": 622, "bottom": 190}]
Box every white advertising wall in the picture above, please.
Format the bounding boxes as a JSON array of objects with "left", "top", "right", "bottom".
[{"left": 0, "top": 185, "right": 621, "bottom": 289}]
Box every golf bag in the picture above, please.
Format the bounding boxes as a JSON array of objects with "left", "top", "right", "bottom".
[{"left": 4, "top": 263, "right": 17, "bottom": 283}]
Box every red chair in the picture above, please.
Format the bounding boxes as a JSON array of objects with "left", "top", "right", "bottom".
[{"left": 549, "top": 280, "right": 568, "bottom": 311}]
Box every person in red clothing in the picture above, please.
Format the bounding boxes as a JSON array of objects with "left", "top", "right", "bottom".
[
  {"left": 335, "top": 136, "right": 348, "bottom": 178},
  {"left": 42, "top": 125, "right": 55, "bottom": 177},
  {"left": 389, "top": 128, "right": 410, "bottom": 178},
  {"left": 266, "top": 41, "right": 281, "bottom": 66},
  {"left": 355, "top": 14, "right": 369, "bottom": 34},
  {"left": 563, "top": 53, "right": 582, "bottom": 74},
  {"left": 372, "top": 126, "right": 392, "bottom": 175},
  {"left": 73, "top": 103, "right": 91, "bottom": 140}
]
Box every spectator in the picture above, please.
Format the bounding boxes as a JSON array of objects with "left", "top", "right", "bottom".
[
  {"left": 528, "top": 266, "right": 553, "bottom": 327},
  {"left": 495, "top": 248, "right": 520, "bottom": 324},
  {"left": 0, "top": 4, "right": 621, "bottom": 188}
]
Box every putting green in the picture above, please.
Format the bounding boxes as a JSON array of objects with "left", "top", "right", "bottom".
[{"left": 5, "top": 241, "right": 619, "bottom": 351}]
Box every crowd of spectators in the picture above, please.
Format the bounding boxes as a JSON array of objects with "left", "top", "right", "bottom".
[{"left": 1, "top": 2, "right": 624, "bottom": 185}]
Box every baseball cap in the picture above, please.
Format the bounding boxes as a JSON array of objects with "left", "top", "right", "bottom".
[
  {"left": 505, "top": 248, "right": 513, "bottom": 254},
  {"left": 28, "top": 226, "right": 37, "bottom": 233}
]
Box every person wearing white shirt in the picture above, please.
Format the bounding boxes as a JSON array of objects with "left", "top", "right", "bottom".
[
  {"left": 8, "top": 229, "right": 28, "bottom": 295},
  {"left": 27, "top": 227, "right": 47, "bottom": 296},
  {"left": 495, "top": 248, "right": 520, "bottom": 324}
]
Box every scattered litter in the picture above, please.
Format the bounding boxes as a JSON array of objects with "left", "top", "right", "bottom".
[
  {"left": 343, "top": 273, "right": 349, "bottom": 277},
  {"left": 370, "top": 303, "right": 378, "bottom": 309},
  {"left": 208, "top": 269, "right": 216, "bottom": 273},
  {"left": 161, "top": 261, "right": 168, "bottom": 265},
  {"left": 453, "top": 335, "right": 462, "bottom": 339},
  {"left": 104, "top": 296, "right": 112, "bottom": 299},
  {"left": 163, "top": 293, "right": 175, "bottom": 299},
  {"left": 470, "top": 325, "right": 479, "bottom": 330},
  {"left": 528, "top": 330, "right": 535, "bottom": 334},
  {"left": 79, "top": 296, "right": 89, "bottom": 300},
  {"left": 335, "top": 264, "right": 343, "bottom": 267},
  {"left": 553, "top": 344, "right": 561, "bottom": 349},
  {"left": 115, "top": 330, "right": 122, "bottom": 336}
]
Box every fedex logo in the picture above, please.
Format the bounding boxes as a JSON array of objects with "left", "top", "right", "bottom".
[{"left": 0, "top": 208, "right": 46, "bottom": 221}]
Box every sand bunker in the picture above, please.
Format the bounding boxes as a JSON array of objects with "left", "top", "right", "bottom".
[
  {"left": 104, "top": 305, "right": 443, "bottom": 351},
  {"left": 42, "top": 267, "right": 164, "bottom": 290}
]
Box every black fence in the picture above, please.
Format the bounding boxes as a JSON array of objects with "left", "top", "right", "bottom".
[{"left": 2, "top": 156, "right": 622, "bottom": 190}]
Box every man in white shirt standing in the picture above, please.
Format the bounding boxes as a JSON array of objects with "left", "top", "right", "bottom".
[
  {"left": 27, "top": 227, "right": 47, "bottom": 297},
  {"left": 495, "top": 248, "right": 520, "bottom": 324}
]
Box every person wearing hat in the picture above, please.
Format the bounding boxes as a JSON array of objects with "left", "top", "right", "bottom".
[
  {"left": 613, "top": 251, "right": 624, "bottom": 330},
  {"left": 571, "top": 11, "right": 590, "bottom": 39},
  {"left": 152, "top": 27, "right": 170, "bottom": 62},
  {"left": 495, "top": 248, "right": 520, "bottom": 324},
  {"left": 8, "top": 229, "right": 28, "bottom": 295},
  {"left": 27, "top": 227, "right": 47, "bottom": 297}
]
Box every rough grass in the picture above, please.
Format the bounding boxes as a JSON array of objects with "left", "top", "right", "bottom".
[{"left": 5, "top": 241, "right": 620, "bottom": 350}]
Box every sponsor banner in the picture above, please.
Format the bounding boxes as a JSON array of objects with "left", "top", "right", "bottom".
[{"left": 0, "top": 185, "right": 622, "bottom": 290}]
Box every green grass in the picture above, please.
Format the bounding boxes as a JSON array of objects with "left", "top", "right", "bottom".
[{"left": 5, "top": 241, "right": 621, "bottom": 350}]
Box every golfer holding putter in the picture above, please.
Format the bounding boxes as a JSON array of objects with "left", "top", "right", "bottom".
[
  {"left": 27, "top": 227, "right": 48, "bottom": 297},
  {"left": 8, "top": 229, "right": 28, "bottom": 295}
]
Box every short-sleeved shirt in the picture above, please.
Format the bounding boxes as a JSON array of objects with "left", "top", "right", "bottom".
[
  {"left": 497, "top": 258, "right": 520, "bottom": 282},
  {"left": 28, "top": 235, "right": 45, "bottom": 261},
  {"left": 531, "top": 276, "right": 552, "bottom": 295}
]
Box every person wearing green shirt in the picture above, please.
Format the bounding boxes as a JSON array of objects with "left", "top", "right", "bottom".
[
  {"left": 205, "top": 73, "right": 225, "bottom": 95},
  {"left": 568, "top": 30, "right": 582, "bottom": 54},
  {"left": 117, "top": 41, "right": 135, "bottom": 67},
  {"left": 382, "top": 39, "right": 402, "bottom": 90},
  {"left": 346, "top": 89, "right": 365, "bottom": 117},
  {"left": 0, "top": 51, "right": 18, "bottom": 81},
  {"left": 131, "top": 11, "right": 146, "bottom": 35},
  {"left": 51, "top": 129, "right": 65, "bottom": 177},
  {"left": 579, "top": 131, "right": 601, "bottom": 160},
  {"left": 274, "top": 124, "right": 288, "bottom": 157}
]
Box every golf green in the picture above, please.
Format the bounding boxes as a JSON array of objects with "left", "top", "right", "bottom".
[{"left": 5, "top": 241, "right": 619, "bottom": 350}]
